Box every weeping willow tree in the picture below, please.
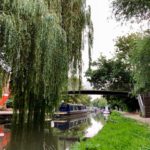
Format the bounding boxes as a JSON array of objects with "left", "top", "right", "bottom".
[
  {"left": 61, "top": 0, "right": 93, "bottom": 85},
  {"left": 0, "top": 0, "right": 93, "bottom": 124}
]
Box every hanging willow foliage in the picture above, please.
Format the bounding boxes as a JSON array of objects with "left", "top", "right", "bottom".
[
  {"left": 1, "top": 0, "right": 67, "bottom": 122},
  {"left": 0, "top": 0, "right": 93, "bottom": 123},
  {"left": 61, "top": 0, "right": 93, "bottom": 82}
]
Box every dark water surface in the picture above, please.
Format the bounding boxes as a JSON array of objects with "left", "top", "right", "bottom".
[{"left": 0, "top": 113, "right": 105, "bottom": 150}]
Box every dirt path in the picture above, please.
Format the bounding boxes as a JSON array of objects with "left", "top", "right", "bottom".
[{"left": 120, "top": 112, "right": 150, "bottom": 126}]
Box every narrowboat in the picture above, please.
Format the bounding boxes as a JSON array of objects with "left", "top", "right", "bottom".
[{"left": 53, "top": 103, "right": 87, "bottom": 118}]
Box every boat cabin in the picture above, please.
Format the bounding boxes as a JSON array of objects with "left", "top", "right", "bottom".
[{"left": 59, "top": 103, "right": 86, "bottom": 112}]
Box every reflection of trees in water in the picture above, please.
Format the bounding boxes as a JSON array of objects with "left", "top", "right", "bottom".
[
  {"left": 52, "top": 117, "right": 91, "bottom": 138},
  {"left": 44, "top": 127, "right": 58, "bottom": 150},
  {"left": 92, "top": 113, "right": 105, "bottom": 124},
  {"left": 7, "top": 112, "right": 57, "bottom": 150},
  {"left": 7, "top": 125, "right": 43, "bottom": 150},
  {"left": 7, "top": 114, "right": 105, "bottom": 150}
]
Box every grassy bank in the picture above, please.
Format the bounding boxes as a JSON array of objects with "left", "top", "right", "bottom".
[{"left": 71, "top": 112, "right": 150, "bottom": 150}]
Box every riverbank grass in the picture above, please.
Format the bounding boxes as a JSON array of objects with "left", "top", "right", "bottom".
[{"left": 71, "top": 112, "right": 150, "bottom": 150}]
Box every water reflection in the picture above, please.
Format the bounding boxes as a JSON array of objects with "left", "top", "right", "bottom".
[
  {"left": 103, "top": 113, "right": 109, "bottom": 121},
  {"left": 0, "top": 124, "right": 11, "bottom": 150},
  {"left": 7, "top": 124, "right": 45, "bottom": 150},
  {"left": 52, "top": 115, "right": 90, "bottom": 131},
  {"left": 85, "top": 118, "right": 103, "bottom": 138},
  {"left": 0, "top": 113, "right": 105, "bottom": 150}
]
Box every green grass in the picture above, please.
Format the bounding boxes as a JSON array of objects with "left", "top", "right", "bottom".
[{"left": 71, "top": 112, "right": 150, "bottom": 150}]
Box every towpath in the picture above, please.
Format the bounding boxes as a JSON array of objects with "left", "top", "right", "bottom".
[{"left": 120, "top": 112, "right": 150, "bottom": 126}]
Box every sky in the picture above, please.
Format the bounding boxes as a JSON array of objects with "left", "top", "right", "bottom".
[{"left": 82, "top": 0, "right": 148, "bottom": 99}]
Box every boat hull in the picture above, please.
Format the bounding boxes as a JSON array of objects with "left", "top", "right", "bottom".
[{"left": 53, "top": 110, "right": 88, "bottom": 118}]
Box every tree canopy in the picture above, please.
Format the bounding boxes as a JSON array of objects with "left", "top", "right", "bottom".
[
  {"left": 86, "top": 55, "right": 133, "bottom": 91},
  {"left": 112, "top": 0, "right": 150, "bottom": 21},
  {"left": 112, "top": 0, "right": 150, "bottom": 93},
  {"left": 0, "top": 0, "right": 93, "bottom": 124}
]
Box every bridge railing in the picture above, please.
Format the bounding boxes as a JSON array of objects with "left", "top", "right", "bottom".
[{"left": 137, "top": 94, "right": 145, "bottom": 117}]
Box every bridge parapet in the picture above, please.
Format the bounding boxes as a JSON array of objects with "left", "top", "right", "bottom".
[{"left": 67, "top": 90, "right": 130, "bottom": 96}]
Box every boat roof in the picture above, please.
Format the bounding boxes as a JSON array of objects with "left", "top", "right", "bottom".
[{"left": 61, "top": 103, "right": 85, "bottom": 106}]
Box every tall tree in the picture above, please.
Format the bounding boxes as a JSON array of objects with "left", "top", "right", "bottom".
[
  {"left": 131, "top": 35, "right": 150, "bottom": 93},
  {"left": 0, "top": 0, "right": 93, "bottom": 124},
  {"left": 61, "top": 0, "right": 93, "bottom": 76},
  {"left": 112, "top": 0, "right": 150, "bottom": 93}
]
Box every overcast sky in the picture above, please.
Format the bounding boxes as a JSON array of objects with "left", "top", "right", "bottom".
[
  {"left": 82, "top": 0, "right": 148, "bottom": 99},
  {"left": 86, "top": 0, "right": 148, "bottom": 60}
]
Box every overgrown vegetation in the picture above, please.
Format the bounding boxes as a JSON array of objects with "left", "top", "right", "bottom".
[{"left": 71, "top": 112, "right": 150, "bottom": 150}]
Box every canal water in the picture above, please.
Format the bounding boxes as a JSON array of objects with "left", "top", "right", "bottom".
[{"left": 0, "top": 113, "right": 106, "bottom": 150}]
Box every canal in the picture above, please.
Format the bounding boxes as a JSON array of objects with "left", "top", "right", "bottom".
[{"left": 0, "top": 113, "right": 106, "bottom": 150}]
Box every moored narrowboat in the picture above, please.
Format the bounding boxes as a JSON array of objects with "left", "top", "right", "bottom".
[{"left": 53, "top": 103, "right": 87, "bottom": 118}]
